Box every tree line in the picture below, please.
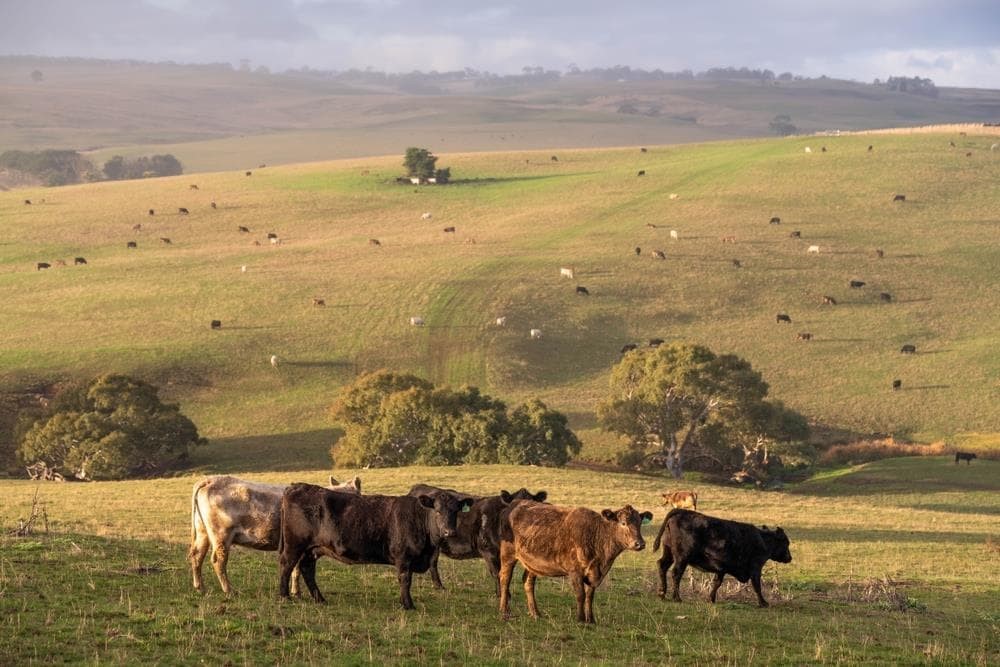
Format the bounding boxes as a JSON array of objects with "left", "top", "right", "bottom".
[{"left": 0, "top": 150, "right": 183, "bottom": 186}]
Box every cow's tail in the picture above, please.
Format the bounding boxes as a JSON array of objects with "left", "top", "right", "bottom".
[
  {"left": 652, "top": 509, "right": 678, "bottom": 552},
  {"left": 191, "top": 477, "right": 210, "bottom": 544}
]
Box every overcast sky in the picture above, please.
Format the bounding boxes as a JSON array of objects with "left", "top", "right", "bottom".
[{"left": 2, "top": 0, "right": 998, "bottom": 87}]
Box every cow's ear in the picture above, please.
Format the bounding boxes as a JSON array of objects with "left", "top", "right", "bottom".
[
  {"left": 534, "top": 490, "right": 547, "bottom": 502},
  {"left": 500, "top": 490, "right": 513, "bottom": 504},
  {"left": 601, "top": 509, "right": 616, "bottom": 521},
  {"left": 329, "top": 476, "right": 338, "bottom": 486},
  {"left": 418, "top": 495, "right": 435, "bottom": 509},
  {"left": 351, "top": 476, "right": 361, "bottom": 492},
  {"left": 776, "top": 527, "right": 785, "bottom": 536},
  {"left": 641, "top": 511, "right": 654, "bottom": 524}
]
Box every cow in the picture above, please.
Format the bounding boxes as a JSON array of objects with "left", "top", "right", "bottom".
[
  {"left": 270, "top": 355, "right": 278, "bottom": 368},
  {"left": 621, "top": 343, "right": 638, "bottom": 354},
  {"left": 277, "top": 484, "right": 473, "bottom": 608},
  {"left": 127, "top": 241, "right": 137, "bottom": 249},
  {"left": 259, "top": 164, "right": 266, "bottom": 168},
  {"left": 721, "top": 236, "right": 737, "bottom": 244},
  {"left": 955, "top": 452, "right": 977, "bottom": 465},
  {"left": 421, "top": 212, "right": 433, "bottom": 220},
  {"left": 189, "top": 184, "right": 199, "bottom": 190},
  {"left": 646, "top": 223, "right": 658, "bottom": 229},
  {"left": 189, "top": 475, "right": 360, "bottom": 594},
  {"left": 670, "top": 230, "right": 679, "bottom": 240},
  {"left": 668, "top": 193, "right": 679, "bottom": 200},
  {"left": 900, "top": 344, "right": 916, "bottom": 354},
  {"left": 24, "top": 199, "right": 31, "bottom": 205},
  {"left": 850, "top": 280, "right": 866, "bottom": 289},
  {"left": 879, "top": 292, "right": 892, "bottom": 302},
  {"left": 776, "top": 313, "right": 792, "bottom": 324},
  {"left": 54, "top": 259, "right": 66, "bottom": 267},
  {"left": 551, "top": 155, "right": 559, "bottom": 162},
  {"left": 949, "top": 141, "right": 956, "bottom": 148},
  {"left": 821, "top": 146, "right": 827, "bottom": 153},
  {"left": 992, "top": 143, "right": 999, "bottom": 151},
  {"left": 498, "top": 503, "right": 652, "bottom": 623},
  {"left": 876, "top": 248, "right": 884, "bottom": 259},
  {"left": 443, "top": 226, "right": 456, "bottom": 233},
  {"left": 36, "top": 262, "right": 50, "bottom": 271},
  {"left": 406, "top": 485, "right": 547, "bottom": 593},
  {"left": 74, "top": 257, "right": 87, "bottom": 265},
  {"left": 211, "top": 202, "right": 217, "bottom": 210},
  {"left": 269, "top": 237, "right": 281, "bottom": 245},
  {"left": 654, "top": 509, "right": 791, "bottom": 607},
  {"left": 312, "top": 298, "right": 325, "bottom": 307},
  {"left": 789, "top": 231, "right": 801, "bottom": 238},
  {"left": 178, "top": 207, "right": 189, "bottom": 215},
  {"left": 769, "top": 217, "right": 781, "bottom": 225},
  {"left": 267, "top": 232, "right": 278, "bottom": 240},
  {"left": 822, "top": 295, "right": 837, "bottom": 305},
  {"left": 369, "top": 238, "right": 381, "bottom": 246},
  {"left": 133, "top": 223, "right": 143, "bottom": 231},
  {"left": 653, "top": 250, "right": 667, "bottom": 260},
  {"left": 804, "top": 147, "right": 812, "bottom": 153},
  {"left": 648, "top": 338, "right": 664, "bottom": 347},
  {"left": 246, "top": 171, "right": 252, "bottom": 177},
  {"left": 160, "top": 237, "right": 171, "bottom": 244},
  {"left": 560, "top": 267, "right": 575, "bottom": 279},
  {"left": 807, "top": 245, "right": 820, "bottom": 254},
  {"left": 635, "top": 246, "right": 642, "bottom": 256},
  {"left": 637, "top": 170, "right": 646, "bottom": 176},
  {"left": 210, "top": 320, "right": 222, "bottom": 329},
  {"left": 868, "top": 145, "right": 874, "bottom": 152},
  {"left": 662, "top": 490, "right": 698, "bottom": 510},
  {"left": 797, "top": 332, "right": 813, "bottom": 341},
  {"left": 966, "top": 152, "right": 973, "bottom": 157},
  {"left": 241, "top": 265, "right": 247, "bottom": 273},
  {"left": 529, "top": 328, "right": 542, "bottom": 339},
  {"left": 575, "top": 285, "right": 590, "bottom": 296},
  {"left": 495, "top": 316, "right": 507, "bottom": 327},
  {"left": 148, "top": 209, "right": 155, "bottom": 216},
  {"left": 238, "top": 226, "right": 250, "bottom": 233},
  {"left": 732, "top": 259, "right": 741, "bottom": 268},
  {"left": 892, "top": 379, "right": 902, "bottom": 391},
  {"left": 640, "top": 147, "right": 648, "bottom": 153},
  {"left": 410, "top": 316, "right": 425, "bottom": 326},
  {"left": 893, "top": 194, "right": 906, "bottom": 202}
]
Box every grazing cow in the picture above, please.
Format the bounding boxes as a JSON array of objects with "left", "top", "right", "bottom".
[
  {"left": 670, "top": 230, "right": 679, "bottom": 241},
  {"left": 259, "top": 164, "right": 266, "bottom": 168},
  {"left": 721, "top": 236, "right": 737, "bottom": 244},
  {"left": 868, "top": 145, "right": 874, "bottom": 152},
  {"left": 662, "top": 490, "right": 698, "bottom": 510},
  {"left": 270, "top": 355, "right": 278, "bottom": 368},
  {"left": 900, "top": 344, "right": 916, "bottom": 354},
  {"left": 992, "top": 143, "right": 999, "bottom": 151},
  {"left": 270, "top": 237, "right": 280, "bottom": 245},
  {"left": 654, "top": 509, "right": 791, "bottom": 607},
  {"left": 646, "top": 223, "right": 658, "bottom": 229},
  {"left": 955, "top": 452, "right": 977, "bottom": 465},
  {"left": 241, "top": 265, "right": 247, "bottom": 273},
  {"left": 312, "top": 298, "right": 326, "bottom": 307},
  {"left": 160, "top": 237, "right": 171, "bottom": 244},
  {"left": 74, "top": 257, "right": 87, "bottom": 265},
  {"left": 732, "top": 259, "right": 741, "bottom": 268},
  {"left": 640, "top": 147, "right": 648, "bottom": 153},
  {"left": 949, "top": 141, "right": 956, "bottom": 147},
  {"left": 278, "top": 484, "right": 473, "bottom": 608},
  {"left": 560, "top": 267, "right": 575, "bottom": 279},
  {"left": 668, "top": 193, "right": 679, "bottom": 200},
  {"left": 529, "top": 328, "right": 542, "bottom": 339},
  {"left": 253, "top": 241, "right": 261, "bottom": 246},
  {"left": 653, "top": 250, "right": 667, "bottom": 260},
  {"left": 36, "top": 262, "right": 50, "bottom": 271},
  {"left": 776, "top": 313, "right": 792, "bottom": 324},
  {"left": 807, "top": 245, "right": 820, "bottom": 254},
  {"left": 267, "top": 232, "right": 278, "bottom": 239},
  {"left": 849, "top": 280, "right": 866, "bottom": 289},
  {"left": 246, "top": 171, "right": 252, "bottom": 177},
  {"left": 789, "top": 231, "right": 801, "bottom": 238},
  {"left": 966, "top": 152, "right": 973, "bottom": 157},
  {"left": 821, "top": 146, "right": 827, "bottom": 153},
  {"left": 443, "top": 226, "right": 456, "bottom": 233},
  {"left": 189, "top": 475, "right": 360, "bottom": 594},
  {"left": 876, "top": 248, "right": 885, "bottom": 259},
  {"left": 822, "top": 295, "right": 837, "bottom": 305},
  {"left": 178, "top": 207, "right": 189, "bottom": 215},
  {"left": 769, "top": 217, "right": 781, "bottom": 225},
  {"left": 635, "top": 246, "right": 642, "bottom": 256},
  {"left": 24, "top": 199, "right": 31, "bottom": 205},
  {"left": 238, "top": 226, "right": 250, "bottom": 233},
  {"left": 407, "top": 485, "right": 548, "bottom": 593},
  {"left": 797, "top": 332, "right": 813, "bottom": 341},
  {"left": 127, "top": 241, "right": 138, "bottom": 249},
  {"left": 804, "top": 147, "right": 812, "bottom": 153},
  {"left": 637, "top": 170, "right": 646, "bottom": 176},
  {"left": 893, "top": 194, "right": 906, "bottom": 202},
  {"left": 133, "top": 223, "right": 143, "bottom": 231},
  {"left": 892, "top": 379, "right": 902, "bottom": 391},
  {"left": 575, "top": 285, "right": 590, "bottom": 296},
  {"left": 148, "top": 209, "right": 155, "bottom": 216},
  {"left": 210, "top": 320, "right": 222, "bottom": 329},
  {"left": 879, "top": 292, "right": 892, "bottom": 302},
  {"left": 648, "top": 338, "right": 664, "bottom": 347},
  {"left": 551, "top": 155, "right": 558, "bottom": 162},
  {"left": 420, "top": 212, "right": 433, "bottom": 220},
  {"left": 621, "top": 343, "right": 638, "bottom": 354},
  {"left": 369, "top": 238, "right": 381, "bottom": 246},
  {"left": 211, "top": 202, "right": 217, "bottom": 210},
  {"left": 495, "top": 316, "right": 507, "bottom": 327},
  {"left": 189, "top": 184, "right": 199, "bottom": 190},
  {"left": 410, "top": 316, "right": 425, "bottom": 326},
  {"left": 498, "top": 503, "right": 652, "bottom": 623}
]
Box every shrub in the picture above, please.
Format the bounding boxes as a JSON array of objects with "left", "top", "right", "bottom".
[{"left": 818, "top": 439, "right": 947, "bottom": 466}]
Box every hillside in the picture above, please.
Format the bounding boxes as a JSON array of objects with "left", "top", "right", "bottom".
[
  {"left": 3, "top": 56, "right": 1000, "bottom": 174},
  {"left": 1, "top": 132, "right": 998, "bottom": 466}
]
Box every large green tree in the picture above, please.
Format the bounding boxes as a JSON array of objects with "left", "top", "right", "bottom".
[
  {"left": 17, "top": 374, "right": 205, "bottom": 480},
  {"left": 403, "top": 147, "right": 438, "bottom": 179},
  {"left": 597, "top": 343, "right": 807, "bottom": 478}
]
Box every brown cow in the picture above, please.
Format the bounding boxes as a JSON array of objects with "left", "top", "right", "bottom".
[
  {"left": 498, "top": 503, "right": 652, "bottom": 624},
  {"left": 189, "top": 475, "right": 360, "bottom": 594},
  {"left": 312, "top": 298, "right": 326, "bottom": 306},
  {"left": 662, "top": 490, "right": 698, "bottom": 510}
]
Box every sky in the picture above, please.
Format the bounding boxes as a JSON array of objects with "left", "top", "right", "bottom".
[{"left": 1, "top": 0, "right": 998, "bottom": 88}]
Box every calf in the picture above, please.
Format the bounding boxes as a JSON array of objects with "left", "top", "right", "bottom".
[
  {"left": 893, "top": 194, "right": 906, "bottom": 202},
  {"left": 189, "top": 475, "right": 359, "bottom": 594},
  {"left": 499, "top": 503, "right": 652, "bottom": 623},
  {"left": 575, "top": 285, "right": 590, "bottom": 296},
  {"left": 849, "top": 280, "right": 866, "bottom": 289},
  {"left": 776, "top": 313, "right": 792, "bottom": 324},
  {"left": 654, "top": 508, "right": 791, "bottom": 607},
  {"left": 210, "top": 320, "right": 222, "bottom": 329},
  {"left": 278, "top": 484, "right": 473, "bottom": 608},
  {"left": 662, "top": 490, "right": 697, "bottom": 510},
  {"left": 955, "top": 452, "right": 977, "bottom": 465},
  {"left": 900, "top": 344, "right": 916, "bottom": 354}
]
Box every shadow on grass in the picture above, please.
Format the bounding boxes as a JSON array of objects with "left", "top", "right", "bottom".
[
  {"left": 193, "top": 429, "right": 340, "bottom": 473},
  {"left": 902, "top": 384, "right": 951, "bottom": 391},
  {"left": 901, "top": 503, "right": 1000, "bottom": 516},
  {"left": 282, "top": 360, "right": 353, "bottom": 369},
  {"left": 786, "top": 526, "right": 992, "bottom": 544}
]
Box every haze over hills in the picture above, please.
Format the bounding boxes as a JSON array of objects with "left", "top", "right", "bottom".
[{"left": 3, "top": 56, "right": 1000, "bottom": 175}]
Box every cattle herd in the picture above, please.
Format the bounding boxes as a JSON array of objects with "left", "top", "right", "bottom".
[{"left": 189, "top": 475, "right": 791, "bottom": 624}]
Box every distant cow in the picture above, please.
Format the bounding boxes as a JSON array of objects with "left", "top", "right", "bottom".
[
  {"left": 178, "top": 207, "right": 189, "bottom": 215},
  {"left": 209, "top": 320, "right": 222, "bottom": 330},
  {"left": 648, "top": 338, "right": 664, "bottom": 347},
  {"left": 575, "top": 285, "right": 590, "bottom": 296},
  {"left": 189, "top": 475, "right": 360, "bottom": 594},
  {"left": 148, "top": 209, "right": 155, "bottom": 216},
  {"left": 776, "top": 313, "right": 792, "bottom": 324},
  {"left": 270, "top": 237, "right": 281, "bottom": 245},
  {"left": 955, "top": 452, "right": 977, "bottom": 465},
  {"left": 668, "top": 193, "right": 679, "bottom": 200},
  {"left": 635, "top": 246, "right": 642, "bottom": 256},
  {"left": 551, "top": 155, "right": 558, "bottom": 162},
  {"left": 868, "top": 145, "right": 874, "bottom": 152},
  {"left": 529, "top": 328, "right": 542, "bottom": 339},
  {"left": 892, "top": 379, "right": 902, "bottom": 391},
  {"left": 278, "top": 484, "right": 473, "bottom": 608},
  {"left": 637, "top": 170, "right": 645, "bottom": 176},
  {"left": 732, "top": 259, "right": 741, "bottom": 268},
  {"left": 189, "top": 184, "right": 199, "bottom": 190},
  {"left": 410, "top": 316, "right": 425, "bottom": 326},
  {"left": 797, "top": 332, "right": 813, "bottom": 341},
  {"left": 822, "top": 295, "right": 837, "bottom": 305},
  {"left": 238, "top": 226, "right": 250, "bottom": 233},
  {"left": 646, "top": 223, "right": 658, "bottom": 229},
  {"left": 36, "top": 262, "right": 50, "bottom": 271},
  {"left": 875, "top": 248, "right": 884, "bottom": 259},
  {"left": 211, "top": 202, "right": 217, "bottom": 209},
  {"left": 804, "top": 147, "right": 811, "bottom": 153},
  {"left": 789, "top": 231, "right": 801, "bottom": 238},
  {"left": 74, "top": 257, "right": 87, "bottom": 265},
  {"left": 127, "top": 241, "right": 138, "bottom": 248},
  {"left": 369, "top": 238, "right": 381, "bottom": 246},
  {"left": 495, "top": 316, "right": 507, "bottom": 327},
  {"left": 879, "top": 292, "right": 892, "bottom": 302},
  {"left": 654, "top": 509, "right": 791, "bottom": 607},
  {"left": 421, "top": 212, "right": 433, "bottom": 220},
  {"left": 893, "top": 194, "right": 906, "bottom": 202},
  {"left": 849, "top": 280, "right": 866, "bottom": 289},
  {"left": 900, "top": 344, "right": 916, "bottom": 354},
  {"left": 267, "top": 232, "right": 278, "bottom": 239},
  {"left": 621, "top": 343, "right": 638, "bottom": 354},
  {"left": 653, "top": 250, "right": 667, "bottom": 260},
  {"left": 24, "top": 199, "right": 31, "bottom": 205},
  {"left": 807, "top": 245, "right": 820, "bottom": 254},
  {"left": 769, "top": 217, "right": 781, "bottom": 225},
  {"left": 966, "top": 152, "right": 973, "bottom": 157},
  {"left": 821, "top": 146, "right": 827, "bottom": 153},
  {"left": 160, "top": 237, "right": 171, "bottom": 244},
  {"left": 721, "top": 236, "right": 737, "bottom": 244},
  {"left": 443, "top": 226, "right": 456, "bottom": 233},
  {"left": 499, "top": 503, "right": 652, "bottom": 623},
  {"left": 133, "top": 223, "right": 143, "bottom": 231},
  {"left": 312, "top": 298, "right": 325, "bottom": 306},
  {"left": 640, "top": 147, "right": 648, "bottom": 153},
  {"left": 246, "top": 171, "right": 252, "bottom": 176},
  {"left": 560, "top": 267, "right": 575, "bottom": 279},
  {"left": 662, "top": 490, "right": 697, "bottom": 510},
  {"left": 670, "top": 230, "right": 679, "bottom": 240}
]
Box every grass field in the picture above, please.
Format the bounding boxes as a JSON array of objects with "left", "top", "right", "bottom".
[{"left": 1, "top": 458, "right": 997, "bottom": 664}]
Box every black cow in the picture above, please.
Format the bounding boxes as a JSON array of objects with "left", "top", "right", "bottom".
[
  {"left": 635, "top": 246, "right": 641, "bottom": 256},
  {"left": 637, "top": 170, "right": 646, "bottom": 176},
  {"left": 36, "top": 262, "right": 50, "bottom": 271},
  {"left": 443, "top": 226, "right": 456, "bottom": 233},
  {"left": 160, "top": 237, "right": 171, "bottom": 244},
  {"left": 148, "top": 209, "right": 155, "bottom": 216},
  {"left": 576, "top": 285, "right": 590, "bottom": 296},
  {"left": 407, "top": 485, "right": 547, "bottom": 594},
  {"left": 74, "top": 257, "right": 87, "bottom": 265},
  {"left": 648, "top": 338, "right": 664, "bottom": 347},
  {"left": 127, "top": 241, "right": 137, "bottom": 248},
  {"left": 955, "top": 452, "right": 977, "bottom": 465},
  {"left": 893, "top": 194, "right": 906, "bottom": 202},
  {"left": 900, "top": 344, "right": 916, "bottom": 354},
  {"left": 267, "top": 232, "right": 278, "bottom": 239},
  {"left": 178, "top": 207, "right": 189, "bottom": 215},
  {"left": 24, "top": 199, "right": 31, "bottom": 205},
  {"left": 654, "top": 509, "right": 791, "bottom": 607},
  {"left": 776, "top": 313, "right": 792, "bottom": 324},
  {"left": 892, "top": 379, "right": 902, "bottom": 391},
  {"left": 210, "top": 320, "right": 222, "bottom": 329},
  {"left": 621, "top": 343, "right": 638, "bottom": 354},
  {"left": 278, "top": 484, "right": 473, "bottom": 608},
  {"left": 769, "top": 217, "right": 781, "bottom": 224},
  {"left": 880, "top": 292, "right": 892, "bottom": 302},
  {"left": 875, "top": 248, "right": 884, "bottom": 259},
  {"left": 849, "top": 280, "right": 866, "bottom": 289},
  {"left": 789, "top": 231, "right": 801, "bottom": 238},
  {"left": 238, "top": 226, "right": 250, "bottom": 233}
]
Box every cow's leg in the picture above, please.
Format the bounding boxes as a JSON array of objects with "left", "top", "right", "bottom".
[
  {"left": 583, "top": 582, "right": 597, "bottom": 624},
  {"left": 656, "top": 547, "right": 674, "bottom": 599},
  {"left": 188, "top": 528, "right": 211, "bottom": 592},
  {"left": 670, "top": 559, "right": 687, "bottom": 602},
  {"left": 397, "top": 567, "right": 415, "bottom": 610},
  {"left": 498, "top": 544, "right": 516, "bottom": 620},
  {"left": 298, "top": 552, "right": 325, "bottom": 603},
  {"left": 210, "top": 539, "right": 234, "bottom": 595},
  {"left": 278, "top": 544, "right": 303, "bottom": 599},
  {"left": 709, "top": 572, "right": 726, "bottom": 603},
  {"left": 750, "top": 571, "right": 768, "bottom": 607},
  {"left": 569, "top": 572, "right": 585, "bottom": 622},
  {"left": 481, "top": 548, "right": 502, "bottom": 597},
  {"left": 429, "top": 549, "right": 445, "bottom": 590},
  {"left": 524, "top": 572, "right": 540, "bottom": 619}
]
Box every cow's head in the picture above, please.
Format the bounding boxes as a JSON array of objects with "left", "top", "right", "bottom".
[
  {"left": 328, "top": 475, "right": 362, "bottom": 495},
  {"left": 500, "top": 488, "right": 547, "bottom": 504},
  {"left": 601, "top": 505, "right": 654, "bottom": 551},
  {"left": 760, "top": 526, "right": 792, "bottom": 563},
  {"left": 418, "top": 492, "right": 474, "bottom": 539}
]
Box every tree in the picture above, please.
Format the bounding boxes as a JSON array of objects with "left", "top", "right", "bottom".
[
  {"left": 103, "top": 155, "right": 127, "bottom": 181},
  {"left": 403, "top": 147, "right": 438, "bottom": 180},
  {"left": 596, "top": 343, "right": 807, "bottom": 478},
  {"left": 769, "top": 114, "right": 798, "bottom": 136},
  {"left": 500, "top": 399, "right": 581, "bottom": 466},
  {"left": 16, "top": 374, "right": 205, "bottom": 480},
  {"left": 30, "top": 69, "right": 43, "bottom": 83}
]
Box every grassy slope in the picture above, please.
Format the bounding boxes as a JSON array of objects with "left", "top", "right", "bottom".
[{"left": 0, "top": 458, "right": 997, "bottom": 664}]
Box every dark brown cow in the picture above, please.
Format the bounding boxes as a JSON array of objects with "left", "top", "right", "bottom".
[
  {"left": 637, "top": 170, "right": 646, "bottom": 176},
  {"left": 955, "top": 452, "right": 977, "bottom": 464},
  {"left": 893, "top": 194, "right": 906, "bottom": 202},
  {"left": 732, "top": 259, "right": 741, "bottom": 268},
  {"left": 74, "top": 257, "right": 87, "bottom": 265},
  {"left": 36, "top": 262, "right": 50, "bottom": 271},
  {"left": 312, "top": 298, "right": 326, "bottom": 306},
  {"left": 634, "top": 246, "right": 641, "bottom": 256},
  {"left": 160, "top": 237, "right": 171, "bottom": 244},
  {"left": 278, "top": 484, "right": 473, "bottom": 608},
  {"left": 797, "top": 332, "right": 813, "bottom": 341},
  {"left": 443, "top": 226, "right": 456, "bottom": 233},
  {"left": 369, "top": 238, "right": 381, "bottom": 246},
  {"left": 789, "top": 231, "right": 801, "bottom": 238},
  {"left": 148, "top": 209, "right": 155, "bottom": 216},
  {"left": 654, "top": 509, "right": 791, "bottom": 607},
  {"left": 210, "top": 320, "right": 222, "bottom": 329},
  {"left": 769, "top": 217, "right": 781, "bottom": 224},
  {"left": 776, "top": 313, "right": 792, "bottom": 324},
  {"left": 849, "top": 280, "right": 866, "bottom": 289},
  {"left": 648, "top": 338, "right": 664, "bottom": 347},
  {"left": 640, "top": 147, "right": 648, "bottom": 153},
  {"left": 892, "top": 379, "right": 902, "bottom": 391},
  {"left": 24, "top": 199, "right": 31, "bottom": 205},
  {"left": 127, "top": 241, "right": 138, "bottom": 249},
  {"left": 499, "top": 503, "right": 651, "bottom": 623},
  {"left": 621, "top": 343, "right": 638, "bottom": 354},
  {"left": 133, "top": 223, "right": 143, "bottom": 231},
  {"left": 190, "top": 184, "right": 199, "bottom": 190},
  {"left": 879, "top": 292, "right": 892, "bottom": 302},
  {"left": 868, "top": 145, "right": 874, "bottom": 152},
  {"left": 576, "top": 285, "right": 590, "bottom": 296},
  {"left": 875, "top": 248, "right": 884, "bottom": 259},
  {"left": 551, "top": 155, "right": 559, "bottom": 162},
  {"left": 246, "top": 170, "right": 253, "bottom": 176},
  {"left": 211, "top": 202, "right": 217, "bottom": 209},
  {"left": 238, "top": 226, "right": 250, "bottom": 233},
  {"left": 900, "top": 344, "right": 916, "bottom": 354},
  {"left": 267, "top": 232, "right": 278, "bottom": 240},
  {"left": 653, "top": 250, "right": 666, "bottom": 260},
  {"left": 178, "top": 207, "right": 189, "bottom": 215}
]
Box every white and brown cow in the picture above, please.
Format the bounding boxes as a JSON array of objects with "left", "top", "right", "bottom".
[{"left": 189, "top": 474, "right": 360, "bottom": 594}]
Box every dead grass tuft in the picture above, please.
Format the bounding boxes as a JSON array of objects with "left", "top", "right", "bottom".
[{"left": 819, "top": 439, "right": 947, "bottom": 465}]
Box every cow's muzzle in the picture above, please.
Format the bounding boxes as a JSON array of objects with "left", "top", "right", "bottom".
[{"left": 633, "top": 540, "right": 645, "bottom": 551}]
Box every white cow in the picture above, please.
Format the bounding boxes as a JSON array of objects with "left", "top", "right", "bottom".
[
  {"left": 807, "top": 245, "right": 820, "bottom": 254},
  {"left": 670, "top": 230, "right": 679, "bottom": 240},
  {"left": 495, "top": 316, "right": 507, "bottom": 327},
  {"left": 269, "top": 355, "right": 278, "bottom": 368},
  {"left": 189, "top": 475, "right": 360, "bottom": 594},
  {"left": 992, "top": 143, "right": 998, "bottom": 151},
  {"left": 240, "top": 265, "right": 247, "bottom": 273},
  {"left": 668, "top": 193, "right": 679, "bottom": 200},
  {"left": 410, "top": 316, "right": 425, "bottom": 326},
  {"left": 529, "top": 328, "right": 542, "bottom": 339},
  {"left": 804, "top": 147, "right": 812, "bottom": 154},
  {"left": 560, "top": 267, "right": 575, "bottom": 279},
  {"left": 421, "top": 212, "right": 433, "bottom": 220}
]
